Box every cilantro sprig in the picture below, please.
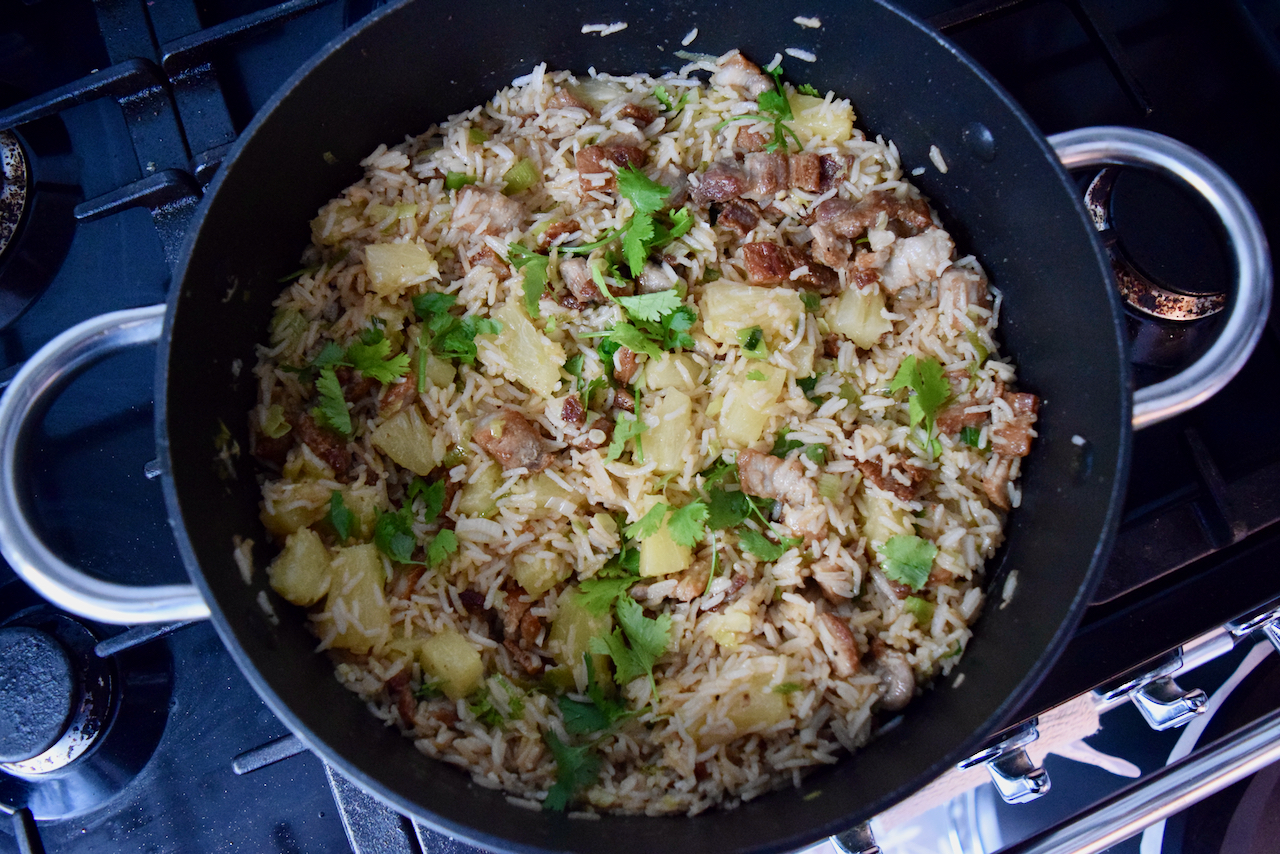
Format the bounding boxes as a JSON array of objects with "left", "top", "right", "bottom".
[
  {"left": 624, "top": 500, "right": 709, "bottom": 548},
  {"left": 713, "top": 64, "right": 802, "bottom": 154},
  {"left": 543, "top": 731, "right": 602, "bottom": 811},
  {"left": 880, "top": 534, "right": 938, "bottom": 591},
  {"left": 890, "top": 355, "right": 949, "bottom": 459},
  {"left": 411, "top": 292, "right": 502, "bottom": 378},
  {"left": 606, "top": 412, "right": 648, "bottom": 463},
  {"left": 558, "top": 656, "right": 635, "bottom": 735},
  {"left": 589, "top": 594, "right": 672, "bottom": 703},
  {"left": 312, "top": 368, "right": 352, "bottom": 437},
  {"left": 372, "top": 478, "right": 458, "bottom": 567},
  {"left": 507, "top": 244, "right": 550, "bottom": 319}
]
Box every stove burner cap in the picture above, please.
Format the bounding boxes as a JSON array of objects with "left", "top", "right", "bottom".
[
  {"left": 0, "top": 130, "right": 29, "bottom": 260},
  {"left": 0, "top": 626, "right": 76, "bottom": 763}
]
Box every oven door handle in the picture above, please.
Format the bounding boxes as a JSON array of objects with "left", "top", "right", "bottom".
[
  {"left": 0, "top": 303, "right": 212, "bottom": 624},
  {"left": 1050, "top": 126, "right": 1273, "bottom": 430}
]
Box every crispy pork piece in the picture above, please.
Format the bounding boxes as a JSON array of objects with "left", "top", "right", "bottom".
[{"left": 473, "top": 409, "right": 553, "bottom": 473}]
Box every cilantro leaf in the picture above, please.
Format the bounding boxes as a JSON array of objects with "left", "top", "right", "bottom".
[
  {"left": 903, "top": 595, "right": 935, "bottom": 625},
  {"left": 746, "top": 370, "right": 767, "bottom": 381},
  {"left": 542, "top": 731, "right": 601, "bottom": 811},
  {"left": 738, "top": 527, "right": 786, "bottom": 562},
  {"left": 558, "top": 695, "right": 614, "bottom": 735},
  {"left": 413, "top": 292, "right": 502, "bottom": 366},
  {"left": 346, "top": 335, "right": 411, "bottom": 384},
  {"left": 804, "top": 444, "right": 827, "bottom": 463},
  {"left": 605, "top": 322, "right": 663, "bottom": 360},
  {"left": 598, "top": 541, "right": 640, "bottom": 578},
  {"left": 589, "top": 595, "right": 671, "bottom": 687},
  {"left": 659, "top": 305, "right": 696, "bottom": 351},
  {"left": 617, "top": 289, "right": 683, "bottom": 323},
  {"left": 507, "top": 245, "right": 550, "bottom": 319},
  {"left": 558, "top": 657, "right": 634, "bottom": 735},
  {"left": 796, "top": 374, "right": 821, "bottom": 396},
  {"left": 625, "top": 504, "right": 668, "bottom": 540},
  {"left": 890, "top": 355, "right": 950, "bottom": 434},
  {"left": 413, "top": 678, "right": 443, "bottom": 700},
  {"left": 621, "top": 210, "right": 655, "bottom": 277},
  {"left": 706, "top": 488, "right": 752, "bottom": 530},
  {"left": 774, "top": 681, "right": 803, "bottom": 694},
  {"left": 960, "top": 425, "right": 984, "bottom": 449},
  {"left": 880, "top": 534, "right": 938, "bottom": 591},
  {"left": 770, "top": 428, "right": 804, "bottom": 458},
  {"left": 654, "top": 85, "right": 674, "bottom": 111},
  {"left": 328, "top": 490, "right": 354, "bottom": 543},
  {"left": 797, "top": 83, "right": 820, "bottom": 97},
  {"left": 667, "top": 500, "right": 709, "bottom": 547},
  {"left": 374, "top": 505, "right": 419, "bottom": 564},
  {"left": 412, "top": 292, "right": 457, "bottom": 317},
  {"left": 312, "top": 368, "right": 352, "bottom": 437},
  {"left": 312, "top": 341, "right": 347, "bottom": 370},
  {"left": 565, "top": 354, "right": 585, "bottom": 378},
  {"left": 700, "top": 458, "right": 736, "bottom": 488},
  {"left": 577, "top": 576, "right": 635, "bottom": 615},
  {"left": 408, "top": 478, "right": 446, "bottom": 522},
  {"left": 606, "top": 413, "right": 648, "bottom": 463},
  {"left": 427, "top": 529, "right": 458, "bottom": 568},
  {"left": 616, "top": 166, "right": 671, "bottom": 215}
]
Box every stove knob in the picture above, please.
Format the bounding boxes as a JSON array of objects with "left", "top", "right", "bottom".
[{"left": 0, "top": 626, "right": 77, "bottom": 763}]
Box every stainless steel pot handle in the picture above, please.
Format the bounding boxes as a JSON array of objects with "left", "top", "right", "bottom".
[
  {"left": 1049, "top": 126, "right": 1273, "bottom": 430},
  {"left": 0, "top": 303, "right": 211, "bottom": 624}
]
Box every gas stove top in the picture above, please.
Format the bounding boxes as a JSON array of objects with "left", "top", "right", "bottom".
[{"left": 1, "top": 1, "right": 1278, "bottom": 853}]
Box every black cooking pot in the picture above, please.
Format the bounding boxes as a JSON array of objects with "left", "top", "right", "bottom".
[{"left": 0, "top": 0, "right": 1269, "bottom": 851}]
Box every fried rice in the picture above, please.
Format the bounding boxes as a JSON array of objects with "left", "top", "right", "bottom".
[{"left": 247, "top": 50, "right": 1039, "bottom": 816}]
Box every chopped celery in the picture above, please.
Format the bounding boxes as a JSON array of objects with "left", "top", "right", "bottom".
[
  {"left": 468, "top": 127, "right": 489, "bottom": 144},
  {"left": 502, "top": 158, "right": 540, "bottom": 195},
  {"left": 445, "top": 172, "right": 477, "bottom": 191},
  {"left": 817, "top": 473, "right": 842, "bottom": 500}
]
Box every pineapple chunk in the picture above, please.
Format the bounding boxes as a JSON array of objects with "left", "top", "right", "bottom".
[
  {"left": 336, "top": 486, "right": 379, "bottom": 541},
  {"left": 646, "top": 388, "right": 694, "bottom": 475},
  {"left": 266, "top": 528, "right": 332, "bottom": 606},
  {"left": 419, "top": 629, "right": 484, "bottom": 700},
  {"left": 718, "top": 363, "right": 786, "bottom": 447},
  {"left": 260, "top": 480, "right": 331, "bottom": 539},
  {"left": 419, "top": 352, "right": 456, "bottom": 388},
  {"left": 513, "top": 473, "right": 584, "bottom": 518},
  {"left": 862, "top": 492, "right": 912, "bottom": 552},
  {"left": 485, "top": 301, "right": 565, "bottom": 398},
  {"left": 787, "top": 92, "right": 855, "bottom": 144},
  {"left": 310, "top": 200, "right": 365, "bottom": 246},
  {"left": 696, "top": 671, "right": 792, "bottom": 747},
  {"left": 319, "top": 544, "right": 390, "bottom": 654},
  {"left": 645, "top": 354, "right": 702, "bottom": 393},
  {"left": 371, "top": 405, "right": 442, "bottom": 476},
  {"left": 513, "top": 552, "right": 571, "bottom": 598},
  {"left": 828, "top": 286, "right": 893, "bottom": 349},
  {"left": 725, "top": 673, "right": 791, "bottom": 732},
  {"left": 548, "top": 589, "right": 614, "bottom": 693},
  {"left": 704, "top": 607, "right": 753, "bottom": 649},
  {"left": 457, "top": 464, "right": 501, "bottom": 517},
  {"left": 701, "top": 283, "right": 804, "bottom": 348},
  {"left": 364, "top": 243, "right": 440, "bottom": 296},
  {"left": 639, "top": 520, "right": 693, "bottom": 578}
]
